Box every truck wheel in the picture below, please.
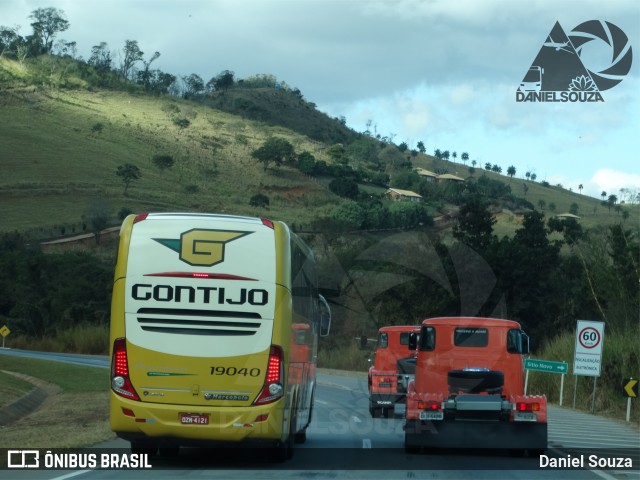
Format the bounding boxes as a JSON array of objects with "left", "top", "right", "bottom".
[{"left": 447, "top": 369, "right": 504, "bottom": 393}]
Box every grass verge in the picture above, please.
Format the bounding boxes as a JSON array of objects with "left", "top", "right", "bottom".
[
  {"left": 0, "top": 370, "right": 34, "bottom": 408},
  {"left": 0, "top": 356, "right": 113, "bottom": 453}
]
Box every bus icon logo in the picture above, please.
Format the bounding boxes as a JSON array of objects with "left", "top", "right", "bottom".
[{"left": 7, "top": 450, "right": 40, "bottom": 468}]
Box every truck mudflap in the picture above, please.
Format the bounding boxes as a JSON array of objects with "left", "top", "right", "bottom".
[{"left": 404, "top": 418, "right": 547, "bottom": 451}]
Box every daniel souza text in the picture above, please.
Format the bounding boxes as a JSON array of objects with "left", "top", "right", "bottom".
[
  {"left": 516, "top": 91, "right": 604, "bottom": 102},
  {"left": 539, "top": 454, "right": 634, "bottom": 469}
]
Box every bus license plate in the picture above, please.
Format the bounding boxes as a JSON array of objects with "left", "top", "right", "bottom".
[
  {"left": 419, "top": 411, "right": 443, "bottom": 421},
  {"left": 180, "top": 413, "right": 209, "bottom": 425}
]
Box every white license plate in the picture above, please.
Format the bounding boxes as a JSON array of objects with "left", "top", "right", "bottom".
[
  {"left": 514, "top": 412, "right": 537, "bottom": 422},
  {"left": 419, "top": 411, "right": 444, "bottom": 421},
  {"left": 180, "top": 413, "right": 209, "bottom": 425}
]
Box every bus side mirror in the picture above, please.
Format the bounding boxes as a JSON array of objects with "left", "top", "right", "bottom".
[
  {"left": 318, "top": 294, "right": 331, "bottom": 337},
  {"left": 521, "top": 333, "right": 530, "bottom": 355},
  {"left": 408, "top": 332, "right": 417, "bottom": 351}
]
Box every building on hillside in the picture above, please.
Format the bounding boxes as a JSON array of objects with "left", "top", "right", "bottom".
[
  {"left": 435, "top": 173, "right": 465, "bottom": 183},
  {"left": 386, "top": 188, "right": 423, "bottom": 202},
  {"left": 415, "top": 168, "right": 438, "bottom": 182},
  {"left": 554, "top": 213, "right": 581, "bottom": 219}
]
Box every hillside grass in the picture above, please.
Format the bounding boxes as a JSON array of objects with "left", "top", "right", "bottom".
[{"left": 0, "top": 83, "right": 338, "bottom": 236}]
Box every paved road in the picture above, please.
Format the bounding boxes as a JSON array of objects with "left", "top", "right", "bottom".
[{"left": 1, "top": 348, "right": 638, "bottom": 479}]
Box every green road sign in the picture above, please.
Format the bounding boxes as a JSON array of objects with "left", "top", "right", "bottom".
[{"left": 524, "top": 358, "right": 568, "bottom": 374}]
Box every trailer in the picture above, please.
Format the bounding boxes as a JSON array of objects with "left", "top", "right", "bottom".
[{"left": 404, "top": 317, "right": 547, "bottom": 455}]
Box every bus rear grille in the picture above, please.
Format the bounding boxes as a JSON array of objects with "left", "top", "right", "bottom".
[{"left": 136, "top": 308, "right": 261, "bottom": 336}]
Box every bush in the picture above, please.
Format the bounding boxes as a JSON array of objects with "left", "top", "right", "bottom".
[{"left": 249, "top": 193, "right": 270, "bottom": 208}]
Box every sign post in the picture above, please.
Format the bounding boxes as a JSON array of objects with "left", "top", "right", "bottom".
[
  {"left": 623, "top": 378, "right": 638, "bottom": 422},
  {"left": 0, "top": 325, "right": 10, "bottom": 349},
  {"left": 524, "top": 359, "right": 569, "bottom": 405},
  {"left": 573, "top": 320, "right": 605, "bottom": 413}
]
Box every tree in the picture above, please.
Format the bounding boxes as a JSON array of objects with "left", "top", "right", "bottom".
[
  {"left": 151, "top": 154, "right": 174, "bottom": 171},
  {"left": 491, "top": 164, "right": 502, "bottom": 173},
  {"left": 297, "top": 151, "right": 316, "bottom": 175},
  {"left": 116, "top": 163, "right": 141, "bottom": 195},
  {"left": 530, "top": 173, "right": 537, "bottom": 182},
  {"left": 484, "top": 162, "right": 492, "bottom": 171},
  {"left": 88, "top": 42, "right": 112, "bottom": 72},
  {"left": 398, "top": 142, "right": 408, "bottom": 153},
  {"left": 607, "top": 194, "right": 618, "bottom": 214},
  {"left": 549, "top": 202, "right": 556, "bottom": 213},
  {"left": 207, "top": 70, "right": 235, "bottom": 92},
  {"left": 0, "top": 26, "right": 21, "bottom": 57},
  {"left": 329, "top": 178, "right": 359, "bottom": 199},
  {"left": 525, "top": 171, "right": 531, "bottom": 181},
  {"left": 507, "top": 165, "right": 516, "bottom": 180},
  {"left": 182, "top": 73, "right": 205, "bottom": 98},
  {"left": 452, "top": 151, "right": 457, "bottom": 163},
  {"left": 251, "top": 137, "right": 295, "bottom": 171},
  {"left": 538, "top": 199, "right": 546, "bottom": 210},
  {"left": 120, "top": 39, "right": 143, "bottom": 80},
  {"left": 578, "top": 184, "right": 583, "bottom": 194},
  {"left": 569, "top": 203, "right": 579, "bottom": 215},
  {"left": 461, "top": 152, "right": 469, "bottom": 165},
  {"left": 434, "top": 148, "right": 442, "bottom": 160},
  {"left": 442, "top": 150, "right": 450, "bottom": 162},
  {"left": 452, "top": 195, "right": 496, "bottom": 252},
  {"left": 417, "top": 141, "right": 426, "bottom": 154},
  {"left": 471, "top": 159, "right": 476, "bottom": 168},
  {"left": 29, "top": 7, "right": 69, "bottom": 54},
  {"left": 601, "top": 191, "right": 607, "bottom": 201},
  {"left": 137, "top": 50, "right": 161, "bottom": 90}
]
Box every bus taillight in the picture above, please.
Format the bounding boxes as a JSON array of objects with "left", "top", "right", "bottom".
[
  {"left": 254, "top": 345, "right": 284, "bottom": 405},
  {"left": 111, "top": 338, "right": 140, "bottom": 401}
]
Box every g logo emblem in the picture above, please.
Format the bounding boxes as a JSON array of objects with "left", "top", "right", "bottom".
[{"left": 154, "top": 229, "right": 250, "bottom": 266}]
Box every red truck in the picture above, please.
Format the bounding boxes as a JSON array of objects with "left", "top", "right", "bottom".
[
  {"left": 368, "top": 325, "right": 420, "bottom": 418},
  {"left": 404, "top": 317, "right": 547, "bottom": 454}
]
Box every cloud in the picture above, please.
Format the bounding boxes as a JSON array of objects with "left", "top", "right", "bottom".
[{"left": 590, "top": 169, "right": 640, "bottom": 196}]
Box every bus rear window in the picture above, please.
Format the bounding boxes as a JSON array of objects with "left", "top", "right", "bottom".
[{"left": 454, "top": 327, "right": 488, "bottom": 347}]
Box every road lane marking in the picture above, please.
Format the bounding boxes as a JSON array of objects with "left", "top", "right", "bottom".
[
  {"left": 315, "top": 399, "right": 328, "bottom": 405},
  {"left": 351, "top": 416, "right": 362, "bottom": 423},
  {"left": 362, "top": 439, "right": 371, "bottom": 449}
]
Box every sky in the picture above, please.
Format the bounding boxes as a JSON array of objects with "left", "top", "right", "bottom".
[{"left": 2, "top": 0, "right": 639, "bottom": 201}]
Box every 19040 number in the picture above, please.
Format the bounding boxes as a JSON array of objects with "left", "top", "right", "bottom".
[{"left": 209, "top": 366, "right": 261, "bottom": 376}]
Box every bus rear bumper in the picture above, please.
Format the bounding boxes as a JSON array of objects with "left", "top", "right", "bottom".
[{"left": 110, "top": 393, "right": 286, "bottom": 445}]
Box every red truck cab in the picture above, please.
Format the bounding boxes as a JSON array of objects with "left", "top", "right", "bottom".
[
  {"left": 405, "top": 317, "right": 547, "bottom": 454},
  {"left": 368, "top": 325, "right": 420, "bottom": 418}
]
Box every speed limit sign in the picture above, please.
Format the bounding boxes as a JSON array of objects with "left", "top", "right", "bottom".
[{"left": 574, "top": 320, "right": 605, "bottom": 376}]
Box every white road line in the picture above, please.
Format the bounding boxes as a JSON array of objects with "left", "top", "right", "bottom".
[
  {"left": 362, "top": 439, "right": 371, "bottom": 449},
  {"left": 351, "top": 416, "right": 362, "bottom": 423},
  {"left": 49, "top": 471, "right": 92, "bottom": 480},
  {"left": 315, "top": 399, "right": 328, "bottom": 405}
]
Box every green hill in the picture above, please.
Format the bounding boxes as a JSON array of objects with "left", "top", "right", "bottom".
[{"left": 0, "top": 60, "right": 346, "bottom": 237}]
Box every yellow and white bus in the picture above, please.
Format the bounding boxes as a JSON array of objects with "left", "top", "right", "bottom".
[{"left": 109, "top": 213, "right": 330, "bottom": 460}]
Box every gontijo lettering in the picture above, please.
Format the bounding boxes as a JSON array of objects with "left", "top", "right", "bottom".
[{"left": 131, "top": 284, "right": 269, "bottom": 305}]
